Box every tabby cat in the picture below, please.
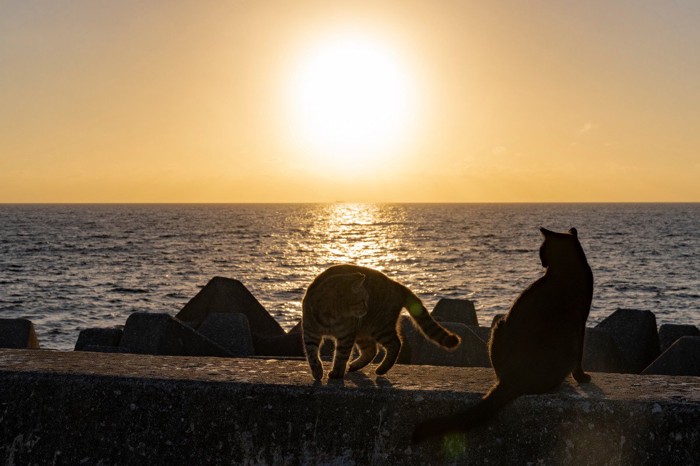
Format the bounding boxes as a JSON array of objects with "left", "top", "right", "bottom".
[
  {"left": 302, "top": 264, "right": 461, "bottom": 380},
  {"left": 413, "top": 227, "right": 593, "bottom": 443}
]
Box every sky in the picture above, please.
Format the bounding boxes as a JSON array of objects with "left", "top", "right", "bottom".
[{"left": 1, "top": 0, "right": 699, "bottom": 203}]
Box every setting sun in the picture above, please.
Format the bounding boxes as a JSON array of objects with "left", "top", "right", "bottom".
[{"left": 285, "top": 30, "right": 420, "bottom": 173}]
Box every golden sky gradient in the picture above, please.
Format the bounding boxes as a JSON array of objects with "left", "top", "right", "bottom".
[{"left": 1, "top": 1, "right": 699, "bottom": 202}]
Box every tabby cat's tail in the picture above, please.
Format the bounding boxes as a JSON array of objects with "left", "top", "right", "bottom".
[
  {"left": 411, "top": 383, "right": 518, "bottom": 444},
  {"left": 405, "top": 294, "right": 461, "bottom": 349}
]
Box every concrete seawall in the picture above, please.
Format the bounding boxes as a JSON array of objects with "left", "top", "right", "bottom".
[{"left": 1, "top": 349, "right": 698, "bottom": 465}]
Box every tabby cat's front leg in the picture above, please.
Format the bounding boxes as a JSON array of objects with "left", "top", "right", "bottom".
[{"left": 329, "top": 332, "right": 357, "bottom": 379}]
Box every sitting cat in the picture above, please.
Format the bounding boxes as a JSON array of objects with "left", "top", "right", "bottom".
[
  {"left": 412, "top": 227, "right": 593, "bottom": 443},
  {"left": 302, "top": 264, "right": 461, "bottom": 380}
]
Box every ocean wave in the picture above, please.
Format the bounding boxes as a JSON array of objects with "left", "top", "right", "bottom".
[{"left": 110, "top": 287, "right": 150, "bottom": 294}]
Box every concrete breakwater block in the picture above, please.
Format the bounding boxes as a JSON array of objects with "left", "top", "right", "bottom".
[
  {"left": 176, "top": 276, "right": 285, "bottom": 338},
  {"left": 287, "top": 321, "right": 302, "bottom": 333},
  {"left": 642, "top": 336, "right": 700, "bottom": 376},
  {"left": 0, "top": 318, "right": 40, "bottom": 349},
  {"left": 431, "top": 298, "right": 478, "bottom": 326},
  {"left": 596, "top": 309, "right": 660, "bottom": 373},
  {"left": 279, "top": 320, "right": 336, "bottom": 358},
  {"left": 252, "top": 332, "right": 305, "bottom": 357},
  {"left": 74, "top": 327, "right": 123, "bottom": 351},
  {"left": 197, "top": 313, "right": 255, "bottom": 357},
  {"left": 81, "top": 345, "right": 131, "bottom": 353},
  {"left": 659, "top": 324, "right": 700, "bottom": 353},
  {"left": 468, "top": 325, "right": 492, "bottom": 343},
  {"left": 119, "top": 312, "right": 233, "bottom": 357},
  {"left": 582, "top": 327, "right": 628, "bottom": 373},
  {"left": 400, "top": 317, "right": 490, "bottom": 367}
]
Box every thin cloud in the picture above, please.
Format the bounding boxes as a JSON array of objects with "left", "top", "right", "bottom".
[{"left": 577, "top": 122, "right": 596, "bottom": 135}]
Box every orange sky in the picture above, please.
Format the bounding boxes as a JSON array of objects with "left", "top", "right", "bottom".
[{"left": 1, "top": 1, "right": 699, "bottom": 203}]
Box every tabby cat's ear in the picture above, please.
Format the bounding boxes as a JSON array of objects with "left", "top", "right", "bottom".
[
  {"left": 568, "top": 227, "right": 578, "bottom": 237},
  {"left": 540, "top": 227, "right": 553, "bottom": 237},
  {"left": 351, "top": 273, "right": 366, "bottom": 293}
]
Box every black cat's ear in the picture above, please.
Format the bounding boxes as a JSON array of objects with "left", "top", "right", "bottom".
[
  {"left": 351, "top": 273, "right": 366, "bottom": 293},
  {"left": 540, "top": 227, "right": 552, "bottom": 237},
  {"left": 568, "top": 227, "right": 578, "bottom": 237}
]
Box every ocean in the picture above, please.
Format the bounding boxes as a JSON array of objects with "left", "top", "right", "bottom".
[{"left": 1, "top": 203, "right": 699, "bottom": 350}]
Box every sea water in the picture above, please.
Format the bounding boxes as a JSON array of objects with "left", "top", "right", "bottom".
[{"left": 1, "top": 203, "right": 698, "bottom": 350}]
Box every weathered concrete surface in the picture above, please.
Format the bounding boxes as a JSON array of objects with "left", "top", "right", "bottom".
[{"left": 0, "top": 349, "right": 698, "bottom": 466}]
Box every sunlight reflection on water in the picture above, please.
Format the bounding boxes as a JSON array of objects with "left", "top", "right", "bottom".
[{"left": 313, "top": 203, "right": 405, "bottom": 270}]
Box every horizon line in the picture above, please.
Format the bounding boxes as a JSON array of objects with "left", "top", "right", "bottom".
[{"left": 2, "top": 201, "right": 700, "bottom": 206}]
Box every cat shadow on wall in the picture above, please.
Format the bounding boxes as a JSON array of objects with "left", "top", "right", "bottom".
[{"left": 561, "top": 379, "right": 605, "bottom": 398}]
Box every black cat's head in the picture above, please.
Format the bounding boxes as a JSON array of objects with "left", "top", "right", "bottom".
[{"left": 539, "top": 227, "right": 585, "bottom": 268}]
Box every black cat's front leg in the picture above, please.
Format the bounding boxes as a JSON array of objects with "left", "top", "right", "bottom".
[
  {"left": 572, "top": 324, "right": 591, "bottom": 383},
  {"left": 329, "top": 333, "right": 357, "bottom": 379}
]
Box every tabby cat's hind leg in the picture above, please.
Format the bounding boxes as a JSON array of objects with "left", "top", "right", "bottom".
[
  {"left": 329, "top": 332, "right": 357, "bottom": 379},
  {"left": 348, "top": 338, "right": 378, "bottom": 372},
  {"left": 375, "top": 332, "right": 402, "bottom": 375}
]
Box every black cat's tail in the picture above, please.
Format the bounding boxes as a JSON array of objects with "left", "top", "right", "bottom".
[{"left": 411, "top": 383, "right": 519, "bottom": 444}]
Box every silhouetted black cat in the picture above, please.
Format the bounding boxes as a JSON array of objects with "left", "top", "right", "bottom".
[{"left": 412, "top": 227, "right": 593, "bottom": 443}]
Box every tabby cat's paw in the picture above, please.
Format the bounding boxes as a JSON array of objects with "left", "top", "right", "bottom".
[
  {"left": 374, "top": 366, "right": 389, "bottom": 376},
  {"left": 311, "top": 367, "right": 324, "bottom": 381}
]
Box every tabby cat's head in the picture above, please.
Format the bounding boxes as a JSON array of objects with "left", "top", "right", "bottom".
[
  {"left": 325, "top": 272, "right": 369, "bottom": 318},
  {"left": 539, "top": 227, "right": 586, "bottom": 268}
]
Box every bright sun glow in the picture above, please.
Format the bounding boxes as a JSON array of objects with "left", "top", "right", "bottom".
[{"left": 287, "top": 31, "right": 419, "bottom": 174}]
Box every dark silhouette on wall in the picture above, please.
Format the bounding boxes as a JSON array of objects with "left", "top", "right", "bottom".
[{"left": 413, "top": 227, "right": 593, "bottom": 443}]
